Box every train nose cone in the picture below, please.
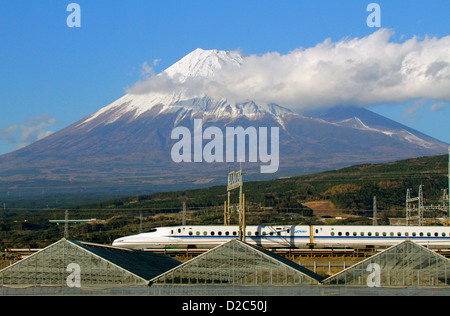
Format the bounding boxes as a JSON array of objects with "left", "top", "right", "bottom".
[{"left": 112, "top": 239, "right": 124, "bottom": 247}]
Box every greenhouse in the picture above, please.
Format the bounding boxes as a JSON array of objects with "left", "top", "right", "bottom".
[
  {"left": 0, "top": 238, "right": 181, "bottom": 288},
  {"left": 3, "top": 236, "right": 450, "bottom": 295},
  {"left": 150, "top": 239, "right": 323, "bottom": 286},
  {"left": 323, "top": 239, "right": 450, "bottom": 287}
]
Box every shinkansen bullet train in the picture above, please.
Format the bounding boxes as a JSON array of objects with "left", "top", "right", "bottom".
[{"left": 112, "top": 225, "right": 450, "bottom": 250}]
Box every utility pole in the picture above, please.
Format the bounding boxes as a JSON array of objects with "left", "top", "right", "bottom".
[
  {"left": 373, "top": 196, "right": 377, "bottom": 226},
  {"left": 242, "top": 193, "right": 246, "bottom": 242},
  {"left": 182, "top": 202, "right": 186, "bottom": 226},
  {"left": 64, "top": 209, "right": 69, "bottom": 239},
  {"left": 448, "top": 146, "right": 450, "bottom": 220}
]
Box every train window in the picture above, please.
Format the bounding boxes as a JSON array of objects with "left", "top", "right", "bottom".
[
  {"left": 211, "top": 231, "right": 215, "bottom": 236},
  {"left": 390, "top": 232, "right": 394, "bottom": 237},
  {"left": 397, "top": 232, "right": 401, "bottom": 237},
  {"left": 189, "top": 231, "right": 193, "bottom": 236},
  {"left": 233, "top": 231, "right": 237, "bottom": 236},
  {"left": 412, "top": 232, "right": 416, "bottom": 237},
  {"left": 360, "top": 232, "right": 364, "bottom": 236},
  {"left": 196, "top": 231, "right": 200, "bottom": 236},
  {"left": 338, "top": 232, "right": 342, "bottom": 236},
  {"left": 316, "top": 229, "right": 319, "bottom": 234},
  {"left": 248, "top": 232, "right": 252, "bottom": 236},
  {"left": 218, "top": 231, "right": 222, "bottom": 236},
  {"left": 420, "top": 232, "right": 424, "bottom": 237},
  {"left": 203, "top": 231, "right": 207, "bottom": 236},
  {"left": 375, "top": 232, "right": 379, "bottom": 236},
  {"left": 262, "top": 231, "right": 267, "bottom": 236},
  {"left": 178, "top": 228, "right": 181, "bottom": 233},
  {"left": 171, "top": 230, "right": 174, "bottom": 235},
  {"left": 287, "top": 229, "right": 290, "bottom": 234},
  {"left": 368, "top": 232, "right": 372, "bottom": 237},
  {"left": 269, "top": 232, "right": 274, "bottom": 236},
  {"left": 353, "top": 232, "right": 357, "bottom": 236},
  {"left": 382, "top": 232, "right": 387, "bottom": 237},
  {"left": 331, "top": 232, "right": 335, "bottom": 236},
  {"left": 435, "top": 232, "right": 439, "bottom": 237},
  {"left": 255, "top": 231, "right": 259, "bottom": 236},
  {"left": 427, "top": 232, "right": 431, "bottom": 237},
  {"left": 225, "top": 231, "right": 229, "bottom": 236},
  {"left": 345, "top": 232, "right": 350, "bottom": 236},
  {"left": 277, "top": 232, "right": 281, "bottom": 236},
  {"left": 405, "top": 232, "right": 409, "bottom": 237},
  {"left": 443, "top": 233, "right": 446, "bottom": 237}
]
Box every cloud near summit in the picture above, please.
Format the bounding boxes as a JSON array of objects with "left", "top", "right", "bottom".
[{"left": 128, "top": 29, "right": 450, "bottom": 112}]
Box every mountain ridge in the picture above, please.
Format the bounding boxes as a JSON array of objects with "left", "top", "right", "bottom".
[{"left": 0, "top": 48, "right": 448, "bottom": 199}]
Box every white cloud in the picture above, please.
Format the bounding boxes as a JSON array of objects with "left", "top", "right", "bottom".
[
  {"left": 0, "top": 114, "right": 57, "bottom": 150},
  {"left": 127, "top": 29, "right": 450, "bottom": 113},
  {"left": 401, "top": 99, "right": 427, "bottom": 122},
  {"left": 211, "top": 29, "right": 450, "bottom": 111},
  {"left": 139, "top": 59, "right": 163, "bottom": 80},
  {"left": 430, "top": 102, "right": 448, "bottom": 112}
]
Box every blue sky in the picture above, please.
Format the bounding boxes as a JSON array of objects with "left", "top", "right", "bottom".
[{"left": 0, "top": 0, "right": 449, "bottom": 155}]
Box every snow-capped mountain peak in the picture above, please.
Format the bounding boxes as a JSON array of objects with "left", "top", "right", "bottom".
[
  {"left": 79, "top": 48, "right": 293, "bottom": 128},
  {"left": 75, "top": 48, "right": 447, "bottom": 155},
  {"left": 163, "top": 48, "right": 244, "bottom": 82},
  {"left": 2, "top": 51, "right": 448, "bottom": 197}
]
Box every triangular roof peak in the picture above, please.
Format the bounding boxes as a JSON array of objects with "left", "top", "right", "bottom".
[
  {"left": 151, "top": 238, "right": 322, "bottom": 286},
  {"left": 323, "top": 239, "right": 450, "bottom": 287}
]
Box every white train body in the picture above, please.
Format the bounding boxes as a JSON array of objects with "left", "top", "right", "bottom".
[{"left": 112, "top": 225, "right": 450, "bottom": 250}]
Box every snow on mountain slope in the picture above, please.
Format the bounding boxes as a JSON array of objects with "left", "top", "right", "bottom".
[
  {"left": 304, "top": 105, "right": 446, "bottom": 151},
  {"left": 79, "top": 48, "right": 293, "bottom": 129},
  {"left": 331, "top": 116, "right": 439, "bottom": 149}
]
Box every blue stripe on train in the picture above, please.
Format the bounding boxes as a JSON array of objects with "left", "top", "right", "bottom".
[{"left": 175, "top": 235, "right": 450, "bottom": 240}]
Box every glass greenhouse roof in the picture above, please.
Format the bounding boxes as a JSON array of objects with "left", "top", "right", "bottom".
[
  {"left": 0, "top": 239, "right": 181, "bottom": 288},
  {"left": 323, "top": 239, "right": 450, "bottom": 287},
  {"left": 150, "top": 239, "right": 323, "bottom": 286}
]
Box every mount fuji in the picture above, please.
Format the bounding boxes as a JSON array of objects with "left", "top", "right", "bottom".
[{"left": 0, "top": 48, "right": 448, "bottom": 197}]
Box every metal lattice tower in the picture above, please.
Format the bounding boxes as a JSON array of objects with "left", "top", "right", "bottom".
[
  {"left": 406, "top": 188, "right": 413, "bottom": 226},
  {"left": 406, "top": 185, "right": 424, "bottom": 226},
  {"left": 418, "top": 185, "right": 424, "bottom": 226},
  {"left": 443, "top": 189, "right": 449, "bottom": 222},
  {"left": 405, "top": 149, "right": 450, "bottom": 226},
  {"left": 226, "top": 164, "right": 245, "bottom": 241}
]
